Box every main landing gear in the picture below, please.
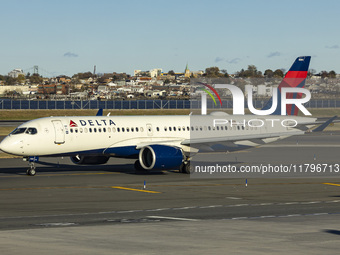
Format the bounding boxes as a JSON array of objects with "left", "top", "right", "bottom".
[{"left": 179, "top": 160, "right": 191, "bottom": 174}]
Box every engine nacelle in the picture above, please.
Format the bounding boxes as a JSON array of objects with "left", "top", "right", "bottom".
[
  {"left": 70, "top": 155, "right": 110, "bottom": 165},
  {"left": 139, "top": 145, "right": 183, "bottom": 170}
]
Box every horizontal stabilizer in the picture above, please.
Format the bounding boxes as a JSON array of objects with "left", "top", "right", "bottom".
[{"left": 312, "top": 116, "right": 337, "bottom": 132}]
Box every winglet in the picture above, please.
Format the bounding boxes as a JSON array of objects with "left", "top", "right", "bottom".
[
  {"left": 312, "top": 116, "right": 337, "bottom": 132},
  {"left": 96, "top": 109, "right": 103, "bottom": 116}
]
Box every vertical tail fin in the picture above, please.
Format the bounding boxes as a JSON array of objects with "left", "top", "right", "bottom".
[{"left": 262, "top": 56, "right": 311, "bottom": 115}]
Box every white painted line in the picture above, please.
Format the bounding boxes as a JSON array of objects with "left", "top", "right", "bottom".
[
  {"left": 199, "top": 205, "right": 223, "bottom": 209},
  {"left": 172, "top": 206, "right": 197, "bottom": 210},
  {"left": 146, "top": 208, "right": 170, "bottom": 212},
  {"left": 147, "top": 216, "right": 200, "bottom": 221},
  {"left": 231, "top": 217, "right": 248, "bottom": 220},
  {"left": 226, "top": 197, "right": 242, "bottom": 200},
  {"left": 36, "top": 223, "right": 77, "bottom": 227}
]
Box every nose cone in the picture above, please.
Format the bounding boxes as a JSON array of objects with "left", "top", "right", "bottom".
[{"left": 0, "top": 136, "right": 23, "bottom": 155}]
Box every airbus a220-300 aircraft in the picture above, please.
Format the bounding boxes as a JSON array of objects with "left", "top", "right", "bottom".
[{"left": 0, "top": 56, "right": 334, "bottom": 176}]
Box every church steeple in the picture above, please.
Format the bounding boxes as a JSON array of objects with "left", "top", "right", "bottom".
[{"left": 184, "top": 63, "right": 190, "bottom": 78}]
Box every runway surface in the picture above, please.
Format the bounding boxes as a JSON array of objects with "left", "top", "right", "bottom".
[{"left": 1, "top": 132, "right": 340, "bottom": 254}]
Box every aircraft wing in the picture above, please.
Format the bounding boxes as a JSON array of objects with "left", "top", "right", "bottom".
[{"left": 180, "top": 130, "right": 304, "bottom": 145}]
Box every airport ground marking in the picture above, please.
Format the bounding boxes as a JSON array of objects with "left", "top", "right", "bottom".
[
  {"left": 147, "top": 216, "right": 200, "bottom": 221},
  {"left": 323, "top": 183, "right": 340, "bottom": 187},
  {"left": 111, "top": 186, "right": 161, "bottom": 193}
]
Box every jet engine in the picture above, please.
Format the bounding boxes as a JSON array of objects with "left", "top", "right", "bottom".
[
  {"left": 138, "top": 145, "right": 183, "bottom": 170},
  {"left": 70, "top": 155, "right": 110, "bottom": 165}
]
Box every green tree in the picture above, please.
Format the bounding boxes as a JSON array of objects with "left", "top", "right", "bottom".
[
  {"left": 205, "top": 67, "right": 222, "bottom": 77},
  {"left": 221, "top": 69, "right": 229, "bottom": 78},
  {"left": 320, "top": 71, "right": 328, "bottom": 79},
  {"left": 264, "top": 69, "right": 274, "bottom": 78},
  {"left": 238, "top": 65, "right": 263, "bottom": 78},
  {"left": 273, "top": 69, "right": 284, "bottom": 78},
  {"left": 5, "top": 76, "right": 17, "bottom": 85},
  {"left": 17, "top": 74, "right": 26, "bottom": 84},
  {"left": 329, "top": 70, "right": 337, "bottom": 78},
  {"left": 29, "top": 74, "right": 43, "bottom": 84}
]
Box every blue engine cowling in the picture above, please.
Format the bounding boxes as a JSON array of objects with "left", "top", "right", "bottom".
[{"left": 139, "top": 145, "right": 183, "bottom": 170}]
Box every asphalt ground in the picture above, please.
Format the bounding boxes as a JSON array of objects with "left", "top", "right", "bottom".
[{"left": 0, "top": 132, "right": 340, "bottom": 254}]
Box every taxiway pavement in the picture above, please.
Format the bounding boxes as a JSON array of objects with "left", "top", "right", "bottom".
[{"left": 0, "top": 132, "right": 340, "bottom": 254}]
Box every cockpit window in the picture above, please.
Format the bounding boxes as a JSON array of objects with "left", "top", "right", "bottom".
[
  {"left": 11, "top": 128, "right": 27, "bottom": 135},
  {"left": 10, "top": 127, "right": 38, "bottom": 135},
  {"left": 26, "top": 128, "right": 38, "bottom": 135}
]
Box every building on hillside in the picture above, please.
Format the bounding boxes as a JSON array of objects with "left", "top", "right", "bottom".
[{"left": 8, "top": 69, "right": 24, "bottom": 78}]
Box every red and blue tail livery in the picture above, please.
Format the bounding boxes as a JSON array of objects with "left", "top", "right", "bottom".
[{"left": 262, "top": 56, "right": 311, "bottom": 116}]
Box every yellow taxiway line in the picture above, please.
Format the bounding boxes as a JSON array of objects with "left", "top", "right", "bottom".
[
  {"left": 111, "top": 186, "right": 161, "bottom": 193},
  {"left": 323, "top": 183, "right": 340, "bottom": 187}
]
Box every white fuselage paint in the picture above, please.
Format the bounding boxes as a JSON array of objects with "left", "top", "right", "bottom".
[{"left": 0, "top": 114, "right": 316, "bottom": 157}]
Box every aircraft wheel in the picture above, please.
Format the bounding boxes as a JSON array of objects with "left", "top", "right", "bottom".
[
  {"left": 26, "top": 168, "right": 36, "bottom": 176},
  {"left": 183, "top": 162, "right": 191, "bottom": 174},
  {"left": 179, "top": 162, "right": 185, "bottom": 173}
]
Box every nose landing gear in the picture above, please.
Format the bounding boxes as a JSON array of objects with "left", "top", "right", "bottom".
[
  {"left": 23, "top": 156, "right": 38, "bottom": 176},
  {"left": 26, "top": 163, "right": 36, "bottom": 176}
]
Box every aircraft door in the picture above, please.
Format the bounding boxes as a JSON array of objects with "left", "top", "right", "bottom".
[
  {"left": 52, "top": 120, "right": 65, "bottom": 144},
  {"left": 146, "top": 123, "right": 153, "bottom": 136}
]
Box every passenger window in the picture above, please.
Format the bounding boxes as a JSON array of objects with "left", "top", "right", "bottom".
[
  {"left": 187, "top": 126, "right": 190, "bottom": 131},
  {"left": 75, "top": 129, "right": 78, "bottom": 133},
  {"left": 70, "top": 129, "right": 73, "bottom": 133},
  {"left": 140, "top": 127, "right": 144, "bottom": 132},
  {"left": 98, "top": 128, "right": 101, "bottom": 132},
  {"left": 94, "top": 128, "right": 97, "bottom": 132},
  {"left": 126, "top": 128, "right": 129, "bottom": 132},
  {"left": 131, "top": 128, "right": 134, "bottom": 132},
  {"left": 122, "top": 128, "right": 125, "bottom": 132},
  {"left": 84, "top": 128, "right": 88, "bottom": 133},
  {"left": 136, "top": 127, "right": 139, "bottom": 132},
  {"left": 173, "top": 127, "right": 176, "bottom": 131},
  {"left": 156, "top": 127, "right": 160, "bottom": 131},
  {"left": 164, "top": 127, "right": 167, "bottom": 131},
  {"left": 169, "top": 127, "right": 172, "bottom": 131},
  {"left": 89, "top": 128, "right": 92, "bottom": 133},
  {"left": 117, "top": 128, "right": 120, "bottom": 132}
]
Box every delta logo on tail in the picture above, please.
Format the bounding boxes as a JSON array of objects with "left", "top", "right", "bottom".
[{"left": 262, "top": 56, "right": 311, "bottom": 116}]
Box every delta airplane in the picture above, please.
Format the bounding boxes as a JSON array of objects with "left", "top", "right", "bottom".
[{"left": 0, "top": 56, "right": 334, "bottom": 176}]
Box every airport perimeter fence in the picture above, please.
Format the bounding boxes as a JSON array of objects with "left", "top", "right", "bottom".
[{"left": 0, "top": 99, "right": 340, "bottom": 110}]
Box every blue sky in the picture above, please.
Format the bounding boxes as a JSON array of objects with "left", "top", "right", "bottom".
[{"left": 1, "top": 0, "right": 339, "bottom": 76}]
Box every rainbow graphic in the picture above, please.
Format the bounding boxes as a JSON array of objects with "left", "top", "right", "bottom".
[{"left": 197, "top": 82, "right": 222, "bottom": 107}]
